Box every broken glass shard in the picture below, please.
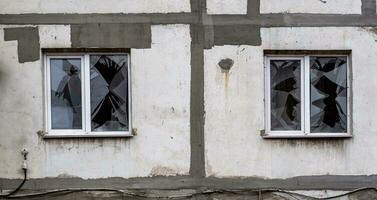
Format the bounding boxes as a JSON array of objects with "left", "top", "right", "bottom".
[
  {"left": 50, "top": 58, "right": 82, "bottom": 129},
  {"left": 270, "top": 59, "right": 301, "bottom": 131},
  {"left": 90, "top": 55, "right": 129, "bottom": 132},
  {"left": 310, "top": 56, "right": 347, "bottom": 133}
]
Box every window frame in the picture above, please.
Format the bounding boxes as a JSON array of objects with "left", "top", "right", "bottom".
[
  {"left": 263, "top": 54, "right": 351, "bottom": 138},
  {"left": 44, "top": 53, "right": 133, "bottom": 138}
]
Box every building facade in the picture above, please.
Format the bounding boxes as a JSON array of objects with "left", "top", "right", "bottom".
[{"left": 1, "top": 0, "right": 377, "bottom": 199}]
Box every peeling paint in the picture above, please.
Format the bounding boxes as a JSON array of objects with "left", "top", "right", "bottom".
[
  {"left": 361, "top": 27, "right": 377, "bottom": 39},
  {"left": 56, "top": 173, "right": 79, "bottom": 178},
  {"left": 150, "top": 166, "right": 178, "bottom": 176}
]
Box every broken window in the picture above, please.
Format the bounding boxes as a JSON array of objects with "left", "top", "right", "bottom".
[
  {"left": 265, "top": 55, "right": 349, "bottom": 138},
  {"left": 310, "top": 56, "right": 347, "bottom": 133},
  {"left": 270, "top": 59, "right": 302, "bottom": 131},
  {"left": 50, "top": 58, "right": 82, "bottom": 129},
  {"left": 90, "top": 55, "right": 129, "bottom": 132},
  {"left": 46, "top": 53, "right": 131, "bottom": 137}
]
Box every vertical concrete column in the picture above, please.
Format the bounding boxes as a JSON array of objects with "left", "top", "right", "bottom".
[{"left": 189, "top": 0, "right": 206, "bottom": 178}]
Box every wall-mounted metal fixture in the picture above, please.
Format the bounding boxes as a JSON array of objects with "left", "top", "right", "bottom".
[{"left": 0, "top": 148, "right": 29, "bottom": 198}]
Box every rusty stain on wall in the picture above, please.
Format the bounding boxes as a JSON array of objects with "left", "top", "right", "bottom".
[{"left": 218, "top": 58, "right": 234, "bottom": 92}]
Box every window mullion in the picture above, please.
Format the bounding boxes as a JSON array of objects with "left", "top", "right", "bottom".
[
  {"left": 304, "top": 56, "right": 311, "bottom": 134},
  {"left": 265, "top": 57, "right": 271, "bottom": 133},
  {"left": 45, "top": 56, "right": 52, "bottom": 133},
  {"left": 84, "top": 54, "right": 91, "bottom": 133}
]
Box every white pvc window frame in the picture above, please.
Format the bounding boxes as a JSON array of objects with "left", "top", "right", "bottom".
[
  {"left": 44, "top": 53, "right": 132, "bottom": 138},
  {"left": 264, "top": 55, "right": 351, "bottom": 138}
]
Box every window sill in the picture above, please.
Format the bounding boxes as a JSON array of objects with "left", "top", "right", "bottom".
[
  {"left": 261, "top": 132, "right": 352, "bottom": 139},
  {"left": 42, "top": 132, "right": 134, "bottom": 139}
]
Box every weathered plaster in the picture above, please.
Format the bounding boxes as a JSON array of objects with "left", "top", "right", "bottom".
[
  {"left": 130, "top": 24, "right": 191, "bottom": 178},
  {"left": 0, "top": 27, "right": 44, "bottom": 180},
  {"left": 206, "top": 0, "right": 247, "bottom": 15},
  {"left": 0, "top": 24, "right": 191, "bottom": 179},
  {"left": 0, "top": 0, "right": 191, "bottom": 14},
  {"left": 39, "top": 25, "right": 71, "bottom": 48},
  {"left": 1, "top": 0, "right": 377, "bottom": 195},
  {"left": 204, "top": 27, "right": 377, "bottom": 178},
  {"left": 260, "top": 0, "right": 362, "bottom": 14}
]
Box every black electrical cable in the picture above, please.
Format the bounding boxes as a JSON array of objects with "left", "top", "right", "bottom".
[
  {"left": 0, "top": 168, "right": 27, "bottom": 198},
  {"left": 2, "top": 187, "right": 377, "bottom": 199}
]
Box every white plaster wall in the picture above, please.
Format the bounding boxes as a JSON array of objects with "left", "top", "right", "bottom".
[
  {"left": 261, "top": 0, "right": 361, "bottom": 14},
  {"left": 0, "top": 0, "right": 190, "bottom": 14},
  {"left": 207, "top": 0, "right": 247, "bottom": 14},
  {"left": 205, "top": 27, "right": 377, "bottom": 178},
  {"left": 39, "top": 25, "right": 71, "bottom": 48},
  {"left": 0, "top": 24, "right": 191, "bottom": 179},
  {"left": 0, "top": 25, "right": 45, "bottom": 180}
]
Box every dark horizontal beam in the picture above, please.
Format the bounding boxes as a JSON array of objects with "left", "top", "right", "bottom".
[
  {"left": 1, "top": 13, "right": 377, "bottom": 27},
  {"left": 0, "top": 13, "right": 197, "bottom": 25},
  {"left": 2, "top": 175, "right": 377, "bottom": 191},
  {"left": 211, "top": 14, "right": 377, "bottom": 27}
]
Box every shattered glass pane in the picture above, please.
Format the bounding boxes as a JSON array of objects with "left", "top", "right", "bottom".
[
  {"left": 310, "top": 56, "right": 347, "bottom": 133},
  {"left": 270, "top": 59, "right": 301, "bottom": 130},
  {"left": 90, "top": 55, "right": 129, "bottom": 132},
  {"left": 50, "top": 58, "right": 82, "bottom": 129}
]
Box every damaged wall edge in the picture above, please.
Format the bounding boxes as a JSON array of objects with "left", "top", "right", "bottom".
[{"left": 3, "top": 27, "right": 40, "bottom": 63}]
